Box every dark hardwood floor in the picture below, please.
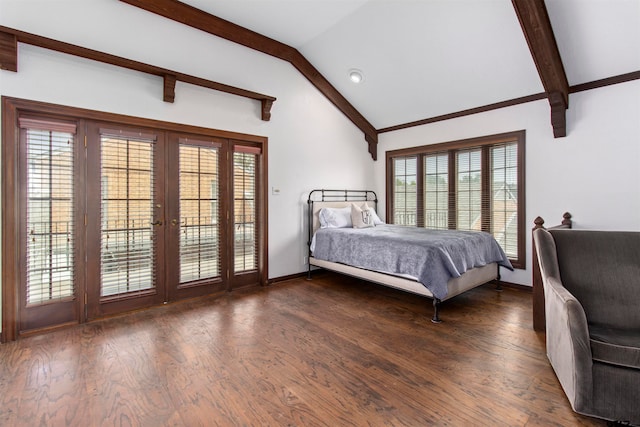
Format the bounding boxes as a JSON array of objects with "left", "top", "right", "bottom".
[{"left": 0, "top": 272, "right": 605, "bottom": 426}]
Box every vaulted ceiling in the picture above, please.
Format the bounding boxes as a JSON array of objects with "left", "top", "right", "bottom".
[
  {"left": 117, "top": 0, "right": 639, "bottom": 158},
  {"left": 179, "top": 0, "right": 639, "bottom": 124},
  {"left": 184, "top": 0, "right": 546, "bottom": 131}
]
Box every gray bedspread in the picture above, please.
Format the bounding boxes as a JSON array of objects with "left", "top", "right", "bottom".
[{"left": 311, "top": 225, "right": 513, "bottom": 300}]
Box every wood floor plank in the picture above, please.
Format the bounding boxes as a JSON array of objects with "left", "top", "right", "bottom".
[{"left": 0, "top": 272, "right": 606, "bottom": 426}]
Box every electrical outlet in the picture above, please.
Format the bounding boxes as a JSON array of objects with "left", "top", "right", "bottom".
[{"left": 303, "top": 256, "right": 308, "bottom": 265}]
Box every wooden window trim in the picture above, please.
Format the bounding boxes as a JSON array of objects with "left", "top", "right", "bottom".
[{"left": 385, "top": 130, "right": 526, "bottom": 269}]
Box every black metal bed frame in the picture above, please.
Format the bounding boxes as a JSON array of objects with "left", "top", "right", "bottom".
[{"left": 306, "top": 189, "right": 378, "bottom": 278}]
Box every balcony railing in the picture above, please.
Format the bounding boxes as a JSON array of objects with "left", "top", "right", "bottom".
[{"left": 27, "top": 215, "right": 257, "bottom": 299}]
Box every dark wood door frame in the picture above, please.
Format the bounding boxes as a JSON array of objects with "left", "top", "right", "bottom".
[{"left": 1, "top": 96, "right": 268, "bottom": 341}]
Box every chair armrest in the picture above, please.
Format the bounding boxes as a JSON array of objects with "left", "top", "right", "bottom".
[{"left": 544, "top": 277, "right": 593, "bottom": 413}]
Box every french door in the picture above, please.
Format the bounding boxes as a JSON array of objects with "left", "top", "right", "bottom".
[
  {"left": 165, "top": 136, "right": 263, "bottom": 299},
  {"left": 4, "top": 99, "right": 266, "bottom": 339},
  {"left": 166, "top": 135, "right": 228, "bottom": 300},
  {"left": 86, "top": 127, "right": 264, "bottom": 318},
  {"left": 85, "top": 124, "right": 167, "bottom": 318}
]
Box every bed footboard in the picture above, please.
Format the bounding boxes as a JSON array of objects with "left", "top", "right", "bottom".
[{"left": 309, "top": 257, "right": 499, "bottom": 322}]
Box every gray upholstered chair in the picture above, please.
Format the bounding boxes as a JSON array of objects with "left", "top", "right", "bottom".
[{"left": 533, "top": 228, "right": 640, "bottom": 425}]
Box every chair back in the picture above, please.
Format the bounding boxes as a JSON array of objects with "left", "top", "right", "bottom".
[{"left": 548, "top": 229, "right": 640, "bottom": 330}]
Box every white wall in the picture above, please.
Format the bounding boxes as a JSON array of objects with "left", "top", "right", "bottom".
[
  {"left": 0, "top": 0, "right": 376, "bottom": 331},
  {"left": 375, "top": 79, "right": 640, "bottom": 285}
]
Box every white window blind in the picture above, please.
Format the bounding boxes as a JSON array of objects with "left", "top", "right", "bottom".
[
  {"left": 424, "top": 153, "right": 449, "bottom": 230},
  {"left": 490, "top": 142, "right": 519, "bottom": 258},
  {"left": 393, "top": 156, "right": 417, "bottom": 226},
  {"left": 179, "top": 141, "right": 221, "bottom": 283},
  {"left": 100, "top": 132, "right": 156, "bottom": 297},
  {"left": 233, "top": 149, "right": 258, "bottom": 273},
  {"left": 456, "top": 148, "right": 482, "bottom": 231},
  {"left": 21, "top": 120, "right": 76, "bottom": 305}
]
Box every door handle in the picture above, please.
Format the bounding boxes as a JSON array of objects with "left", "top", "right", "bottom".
[
  {"left": 151, "top": 219, "right": 163, "bottom": 226},
  {"left": 171, "top": 219, "right": 178, "bottom": 226}
]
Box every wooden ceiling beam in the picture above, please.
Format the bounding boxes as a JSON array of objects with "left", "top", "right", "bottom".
[
  {"left": 512, "top": 0, "right": 569, "bottom": 138},
  {"left": 163, "top": 74, "right": 177, "bottom": 103},
  {"left": 0, "top": 25, "right": 276, "bottom": 121},
  {"left": 0, "top": 30, "right": 17, "bottom": 72},
  {"left": 119, "top": 0, "right": 378, "bottom": 160}
]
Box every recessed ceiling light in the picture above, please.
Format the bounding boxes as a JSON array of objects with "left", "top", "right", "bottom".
[{"left": 349, "top": 69, "right": 364, "bottom": 84}]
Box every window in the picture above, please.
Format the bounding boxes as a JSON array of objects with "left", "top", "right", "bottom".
[
  {"left": 179, "top": 141, "right": 221, "bottom": 283},
  {"left": 23, "top": 120, "right": 77, "bottom": 305},
  {"left": 386, "top": 131, "right": 525, "bottom": 268},
  {"left": 392, "top": 156, "right": 418, "bottom": 226},
  {"left": 100, "top": 130, "right": 157, "bottom": 297},
  {"left": 424, "top": 153, "right": 449, "bottom": 230},
  {"left": 233, "top": 146, "right": 260, "bottom": 273}
]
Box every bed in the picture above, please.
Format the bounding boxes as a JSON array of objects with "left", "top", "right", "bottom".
[{"left": 306, "top": 189, "right": 513, "bottom": 322}]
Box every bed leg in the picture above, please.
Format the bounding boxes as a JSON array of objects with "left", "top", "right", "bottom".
[
  {"left": 431, "top": 298, "right": 442, "bottom": 323},
  {"left": 495, "top": 282, "right": 503, "bottom": 292}
]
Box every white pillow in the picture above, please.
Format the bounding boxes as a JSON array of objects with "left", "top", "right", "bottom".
[
  {"left": 319, "top": 206, "right": 352, "bottom": 228},
  {"left": 351, "top": 203, "right": 375, "bottom": 228}
]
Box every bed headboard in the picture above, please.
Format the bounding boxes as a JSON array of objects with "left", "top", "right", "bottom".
[
  {"left": 307, "top": 189, "right": 378, "bottom": 246},
  {"left": 532, "top": 212, "right": 572, "bottom": 332}
]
